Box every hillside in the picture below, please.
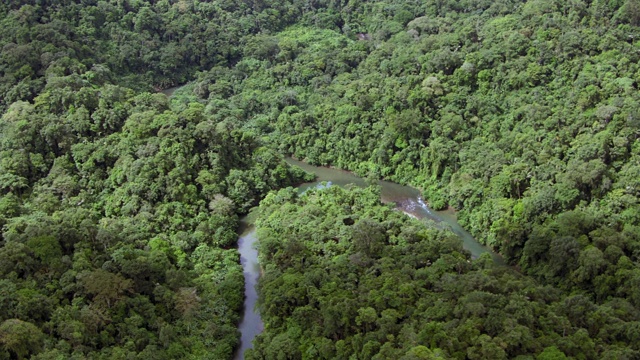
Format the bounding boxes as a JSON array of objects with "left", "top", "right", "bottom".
[{"left": 1, "top": 0, "right": 640, "bottom": 358}]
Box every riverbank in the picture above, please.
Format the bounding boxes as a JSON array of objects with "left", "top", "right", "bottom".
[
  {"left": 233, "top": 158, "right": 505, "bottom": 357},
  {"left": 285, "top": 158, "right": 502, "bottom": 261}
]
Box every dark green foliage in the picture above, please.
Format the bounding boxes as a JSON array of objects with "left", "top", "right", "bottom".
[
  {"left": 0, "top": 0, "right": 305, "bottom": 112},
  {"left": 1, "top": 0, "right": 640, "bottom": 357},
  {"left": 183, "top": 0, "right": 640, "bottom": 319},
  {"left": 0, "top": 1, "right": 315, "bottom": 357},
  {"left": 0, "top": 60, "right": 308, "bottom": 359},
  {"left": 249, "top": 186, "right": 640, "bottom": 358}
]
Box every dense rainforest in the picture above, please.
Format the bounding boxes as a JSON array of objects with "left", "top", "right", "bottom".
[
  {"left": 0, "top": 1, "right": 313, "bottom": 358},
  {"left": 248, "top": 186, "right": 638, "bottom": 359},
  {"left": 1, "top": 0, "right": 640, "bottom": 359}
]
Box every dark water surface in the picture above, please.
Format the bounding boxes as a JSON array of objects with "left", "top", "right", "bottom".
[
  {"left": 160, "top": 85, "right": 183, "bottom": 97},
  {"left": 234, "top": 158, "right": 503, "bottom": 358},
  {"left": 234, "top": 209, "right": 262, "bottom": 360}
]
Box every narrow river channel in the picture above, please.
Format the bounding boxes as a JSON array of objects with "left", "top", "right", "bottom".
[
  {"left": 234, "top": 210, "right": 262, "bottom": 360},
  {"left": 233, "top": 159, "right": 502, "bottom": 358}
]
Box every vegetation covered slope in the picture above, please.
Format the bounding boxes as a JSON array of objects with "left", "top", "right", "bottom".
[
  {"left": 0, "top": 0, "right": 305, "bottom": 111},
  {"left": 188, "top": 0, "right": 640, "bottom": 308},
  {"left": 2, "top": 0, "right": 640, "bottom": 358},
  {"left": 0, "top": 79, "right": 310, "bottom": 359},
  {"left": 0, "top": 1, "right": 312, "bottom": 358},
  {"left": 249, "top": 186, "right": 639, "bottom": 359}
]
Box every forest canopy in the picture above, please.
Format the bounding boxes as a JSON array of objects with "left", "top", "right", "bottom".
[
  {"left": 248, "top": 186, "right": 639, "bottom": 359},
  {"left": 1, "top": 0, "right": 640, "bottom": 358}
]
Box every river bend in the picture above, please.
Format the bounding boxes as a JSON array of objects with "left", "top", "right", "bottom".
[{"left": 233, "top": 159, "right": 501, "bottom": 358}]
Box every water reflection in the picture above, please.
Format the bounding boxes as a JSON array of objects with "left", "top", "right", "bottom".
[
  {"left": 235, "top": 158, "right": 503, "bottom": 358},
  {"left": 234, "top": 214, "right": 263, "bottom": 360}
]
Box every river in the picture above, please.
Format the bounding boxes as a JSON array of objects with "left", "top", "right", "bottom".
[
  {"left": 160, "top": 85, "right": 183, "bottom": 97},
  {"left": 233, "top": 158, "right": 502, "bottom": 359},
  {"left": 234, "top": 210, "right": 262, "bottom": 360}
]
